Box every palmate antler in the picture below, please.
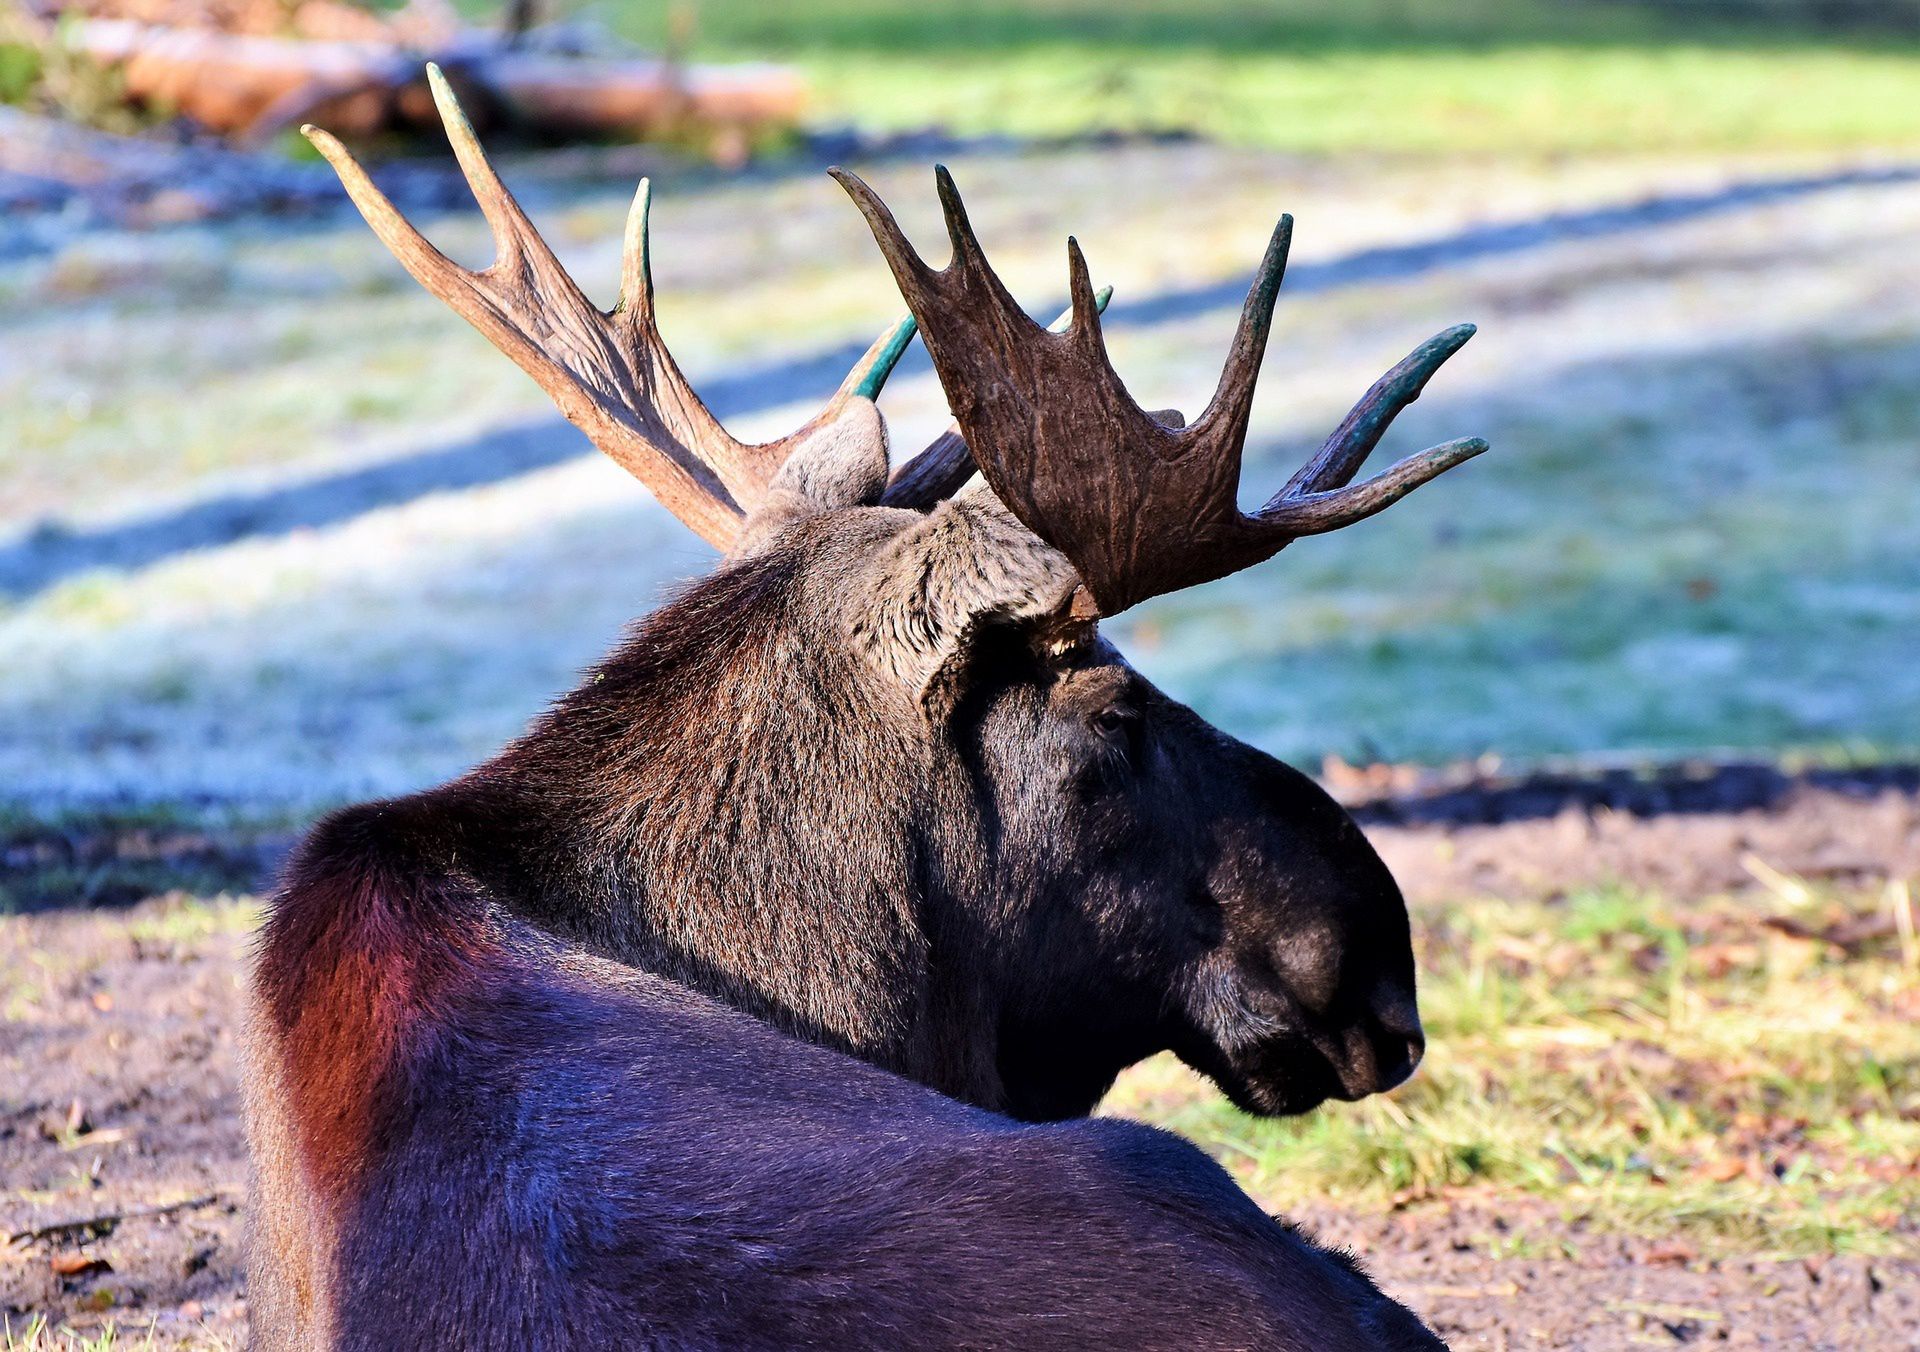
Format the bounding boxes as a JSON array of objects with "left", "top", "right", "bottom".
[
  {"left": 304, "top": 64, "right": 917, "bottom": 551},
  {"left": 309, "top": 70, "right": 1485, "bottom": 612},
  {"left": 833, "top": 166, "right": 1487, "bottom": 616}
]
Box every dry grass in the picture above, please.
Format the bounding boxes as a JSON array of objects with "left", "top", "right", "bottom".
[{"left": 1, "top": 1314, "right": 162, "bottom": 1352}]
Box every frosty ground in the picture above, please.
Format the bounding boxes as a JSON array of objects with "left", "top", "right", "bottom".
[{"left": 4, "top": 144, "right": 1918, "bottom": 809}]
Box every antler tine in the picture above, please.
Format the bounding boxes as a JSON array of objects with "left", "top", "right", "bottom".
[
  {"left": 1283, "top": 323, "right": 1478, "bottom": 496},
  {"left": 425, "top": 65, "right": 545, "bottom": 275},
  {"left": 1189, "top": 215, "right": 1292, "bottom": 455},
  {"left": 618, "top": 176, "right": 655, "bottom": 324},
  {"left": 831, "top": 168, "right": 935, "bottom": 298},
  {"left": 834, "top": 165, "right": 1054, "bottom": 347},
  {"left": 308, "top": 70, "right": 915, "bottom": 552},
  {"left": 1064, "top": 238, "right": 1104, "bottom": 341},
  {"left": 302, "top": 121, "right": 470, "bottom": 313},
  {"left": 847, "top": 314, "right": 921, "bottom": 403},
  {"left": 1256, "top": 435, "right": 1488, "bottom": 535}
]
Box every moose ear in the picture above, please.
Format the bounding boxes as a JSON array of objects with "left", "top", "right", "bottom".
[
  {"left": 857, "top": 479, "right": 1082, "bottom": 708},
  {"left": 734, "top": 397, "right": 892, "bottom": 553}
]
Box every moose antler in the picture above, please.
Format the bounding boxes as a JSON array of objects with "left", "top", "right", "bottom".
[
  {"left": 833, "top": 166, "right": 1488, "bottom": 615},
  {"left": 881, "top": 286, "right": 1110, "bottom": 510},
  {"left": 304, "top": 64, "right": 916, "bottom": 551}
]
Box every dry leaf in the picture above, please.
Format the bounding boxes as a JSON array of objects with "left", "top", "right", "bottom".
[
  {"left": 51, "top": 1252, "right": 112, "bottom": 1279},
  {"left": 1642, "top": 1239, "right": 1698, "bottom": 1267}
]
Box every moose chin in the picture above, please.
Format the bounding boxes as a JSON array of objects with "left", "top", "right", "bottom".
[{"left": 246, "top": 63, "right": 1485, "bottom": 1351}]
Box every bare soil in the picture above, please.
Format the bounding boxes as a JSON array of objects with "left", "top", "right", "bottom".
[{"left": 4, "top": 768, "right": 1919, "bottom": 1349}]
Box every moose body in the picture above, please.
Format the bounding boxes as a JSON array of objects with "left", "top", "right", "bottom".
[
  {"left": 246, "top": 803, "right": 1436, "bottom": 1350},
  {"left": 252, "top": 66, "right": 1488, "bottom": 1349},
  {"left": 247, "top": 527, "right": 1442, "bottom": 1350}
]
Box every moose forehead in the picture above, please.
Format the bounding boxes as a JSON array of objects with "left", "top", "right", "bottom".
[{"left": 1047, "top": 649, "right": 1134, "bottom": 706}]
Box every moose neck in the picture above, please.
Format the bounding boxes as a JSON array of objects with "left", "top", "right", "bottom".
[{"left": 451, "top": 552, "right": 1028, "bottom": 1110}]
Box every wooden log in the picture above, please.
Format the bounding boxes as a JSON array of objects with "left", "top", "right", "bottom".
[
  {"left": 66, "top": 20, "right": 416, "bottom": 137},
  {"left": 481, "top": 53, "right": 807, "bottom": 138}
]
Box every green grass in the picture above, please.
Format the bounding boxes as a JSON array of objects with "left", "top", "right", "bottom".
[
  {"left": 2, "top": 892, "right": 259, "bottom": 1024},
  {"left": 583, "top": 0, "right": 1920, "bottom": 156},
  {"left": 1, "top": 1315, "right": 158, "bottom": 1352},
  {"left": 1108, "top": 879, "right": 1920, "bottom": 1257}
]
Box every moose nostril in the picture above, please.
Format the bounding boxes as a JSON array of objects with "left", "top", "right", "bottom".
[
  {"left": 1368, "top": 1021, "right": 1423, "bottom": 1093},
  {"left": 1371, "top": 991, "right": 1423, "bottom": 1042},
  {"left": 1371, "top": 985, "right": 1422, "bottom": 1037},
  {"left": 1336, "top": 990, "right": 1427, "bottom": 1097}
]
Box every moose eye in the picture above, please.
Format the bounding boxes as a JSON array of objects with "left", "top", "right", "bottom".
[{"left": 1089, "top": 707, "right": 1143, "bottom": 762}]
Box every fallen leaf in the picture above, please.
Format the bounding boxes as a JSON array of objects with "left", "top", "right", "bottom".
[
  {"left": 1642, "top": 1239, "right": 1697, "bottom": 1267},
  {"left": 51, "top": 1252, "right": 112, "bottom": 1279}
]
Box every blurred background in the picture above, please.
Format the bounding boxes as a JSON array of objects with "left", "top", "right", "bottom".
[{"left": 3, "top": 2, "right": 1918, "bottom": 1348}]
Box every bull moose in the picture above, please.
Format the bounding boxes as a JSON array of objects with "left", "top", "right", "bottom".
[{"left": 247, "top": 67, "right": 1486, "bottom": 1349}]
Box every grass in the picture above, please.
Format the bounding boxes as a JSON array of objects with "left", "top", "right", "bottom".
[
  {"left": 1, "top": 1315, "right": 159, "bottom": 1352},
  {"left": 1109, "top": 877, "right": 1920, "bottom": 1258},
  {"left": 585, "top": 0, "right": 1920, "bottom": 157}
]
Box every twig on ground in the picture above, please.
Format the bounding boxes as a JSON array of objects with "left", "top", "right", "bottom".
[
  {"left": 1758, "top": 913, "right": 1897, "bottom": 955},
  {"left": 1888, "top": 878, "right": 1918, "bottom": 971},
  {"left": 6, "top": 1192, "right": 222, "bottom": 1248},
  {"left": 1740, "top": 852, "right": 1813, "bottom": 905}
]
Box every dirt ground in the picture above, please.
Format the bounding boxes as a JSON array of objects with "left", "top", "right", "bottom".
[{"left": 4, "top": 768, "right": 1919, "bottom": 1349}]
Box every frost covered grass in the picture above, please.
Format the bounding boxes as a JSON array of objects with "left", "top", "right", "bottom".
[
  {"left": 1106, "top": 878, "right": 1920, "bottom": 1258},
  {"left": 2, "top": 148, "right": 1916, "bottom": 814}
]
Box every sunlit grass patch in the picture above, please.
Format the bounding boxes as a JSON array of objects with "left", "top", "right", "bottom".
[
  {"left": 120, "top": 892, "right": 263, "bottom": 948},
  {"left": 2, "top": 892, "right": 259, "bottom": 1026},
  {"left": 605, "top": 0, "right": 1920, "bottom": 158},
  {"left": 779, "top": 43, "right": 1920, "bottom": 160},
  {"left": 0, "top": 1314, "right": 159, "bottom": 1352},
  {"left": 1110, "top": 880, "right": 1920, "bottom": 1257}
]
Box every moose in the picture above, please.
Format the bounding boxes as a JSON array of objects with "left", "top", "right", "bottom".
[{"left": 247, "top": 67, "right": 1487, "bottom": 1349}]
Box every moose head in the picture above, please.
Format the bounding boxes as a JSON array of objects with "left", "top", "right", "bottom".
[{"left": 302, "top": 70, "right": 1484, "bottom": 1124}]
